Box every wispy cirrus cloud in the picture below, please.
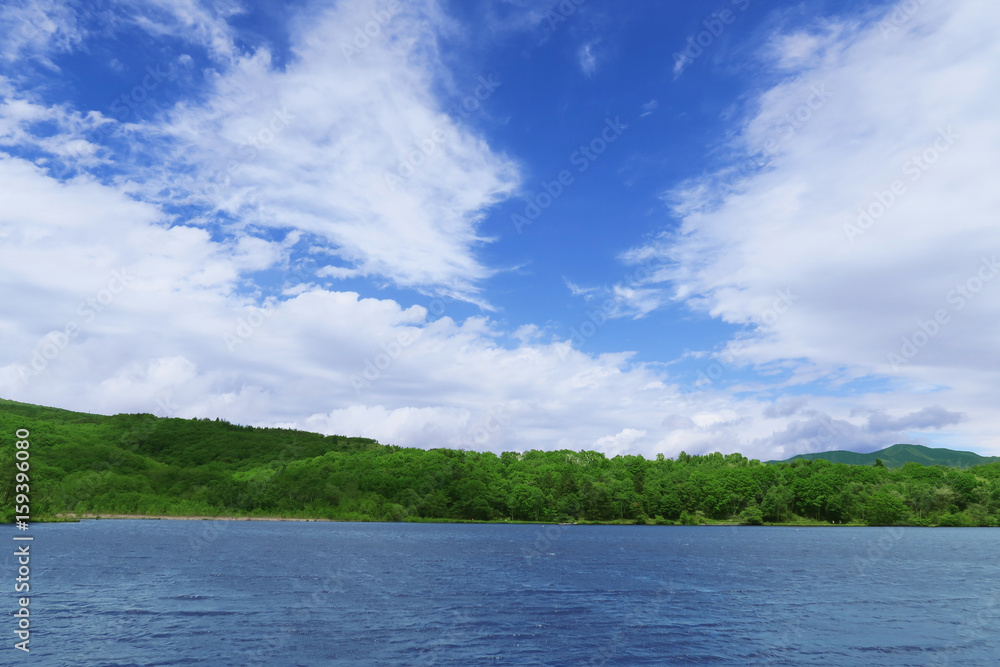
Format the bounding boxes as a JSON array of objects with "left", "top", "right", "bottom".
[
  {"left": 577, "top": 41, "right": 597, "bottom": 75},
  {"left": 0, "top": 0, "right": 85, "bottom": 68}
]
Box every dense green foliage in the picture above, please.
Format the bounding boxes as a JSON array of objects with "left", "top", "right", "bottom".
[
  {"left": 3, "top": 399, "right": 1000, "bottom": 527},
  {"left": 771, "top": 443, "right": 1000, "bottom": 468}
]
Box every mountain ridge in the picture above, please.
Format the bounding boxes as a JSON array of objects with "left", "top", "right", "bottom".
[{"left": 769, "top": 443, "right": 1000, "bottom": 469}]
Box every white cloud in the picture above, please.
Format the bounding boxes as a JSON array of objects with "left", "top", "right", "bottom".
[
  {"left": 866, "top": 406, "right": 964, "bottom": 433},
  {"left": 564, "top": 263, "right": 671, "bottom": 321},
  {"left": 632, "top": 0, "right": 1000, "bottom": 455},
  {"left": 0, "top": 0, "right": 996, "bottom": 464},
  {"left": 594, "top": 428, "right": 647, "bottom": 456},
  {"left": 0, "top": 151, "right": 791, "bottom": 457},
  {"left": 0, "top": 0, "right": 85, "bottom": 68},
  {"left": 482, "top": 0, "right": 563, "bottom": 34},
  {"left": 316, "top": 266, "right": 364, "bottom": 280},
  {"left": 565, "top": 279, "right": 597, "bottom": 299},
  {"left": 0, "top": 151, "right": 689, "bottom": 455},
  {"left": 120, "top": 0, "right": 520, "bottom": 302},
  {"left": 767, "top": 22, "right": 847, "bottom": 71},
  {"left": 117, "top": 0, "right": 240, "bottom": 62},
  {"left": 1, "top": 0, "right": 516, "bottom": 303},
  {"left": 763, "top": 396, "right": 808, "bottom": 419},
  {"left": 577, "top": 42, "right": 597, "bottom": 75}
]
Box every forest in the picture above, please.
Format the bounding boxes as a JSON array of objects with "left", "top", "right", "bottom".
[{"left": 2, "top": 399, "right": 1000, "bottom": 527}]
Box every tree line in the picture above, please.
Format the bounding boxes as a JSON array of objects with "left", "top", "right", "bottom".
[{"left": 2, "top": 406, "right": 999, "bottom": 526}]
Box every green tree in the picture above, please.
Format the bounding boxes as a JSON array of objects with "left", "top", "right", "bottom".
[
  {"left": 761, "top": 486, "right": 794, "bottom": 522},
  {"left": 864, "top": 489, "right": 908, "bottom": 525}
]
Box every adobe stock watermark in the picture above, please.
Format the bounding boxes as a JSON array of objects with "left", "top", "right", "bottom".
[
  {"left": 719, "top": 83, "right": 832, "bottom": 194},
  {"left": 544, "top": 0, "right": 588, "bottom": 32},
  {"left": 926, "top": 593, "right": 999, "bottom": 667},
  {"left": 672, "top": 0, "right": 752, "bottom": 76},
  {"left": 690, "top": 287, "right": 799, "bottom": 391},
  {"left": 245, "top": 563, "right": 349, "bottom": 665},
  {"left": 575, "top": 578, "right": 680, "bottom": 667},
  {"left": 853, "top": 526, "right": 905, "bottom": 576},
  {"left": 557, "top": 256, "right": 666, "bottom": 356},
  {"left": 512, "top": 115, "right": 629, "bottom": 234},
  {"left": 76, "top": 63, "right": 179, "bottom": 155},
  {"left": 107, "top": 64, "right": 176, "bottom": 125},
  {"left": 756, "top": 617, "right": 806, "bottom": 665},
  {"left": 458, "top": 404, "right": 510, "bottom": 450},
  {"left": 339, "top": 0, "right": 403, "bottom": 61},
  {"left": 384, "top": 74, "right": 501, "bottom": 192},
  {"left": 844, "top": 126, "right": 959, "bottom": 244},
  {"left": 349, "top": 298, "right": 448, "bottom": 395},
  {"left": 519, "top": 489, "right": 597, "bottom": 564},
  {"left": 757, "top": 85, "right": 832, "bottom": 154},
  {"left": 14, "top": 8, "right": 47, "bottom": 43},
  {"left": 15, "top": 269, "right": 134, "bottom": 386},
  {"left": 62, "top": 393, "right": 179, "bottom": 520},
  {"left": 223, "top": 302, "right": 277, "bottom": 353},
  {"left": 423, "top": 607, "right": 481, "bottom": 667},
  {"left": 349, "top": 328, "right": 421, "bottom": 395},
  {"left": 803, "top": 413, "right": 841, "bottom": 453},
  {"left": 203, "top": 106, "right": 296, "bottom": 202},
  {"left": 878, "top": 0, "right": 927, "bottom": 40},
  {"left": 450, "top": 74, "right": 503, "bottom": 120},
  {"left": 887, "top": 254, "right": 998, "bottom": 370},
  {"left": 521, "top": 522, "right": 572, "bottom": 564}
]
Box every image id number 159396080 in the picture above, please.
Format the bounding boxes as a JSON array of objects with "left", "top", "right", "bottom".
[{"left": 13, "top": 428, "right": 32, "bottom": 653}]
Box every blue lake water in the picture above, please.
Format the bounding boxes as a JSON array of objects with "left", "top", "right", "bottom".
[{"left": 5, "top": 521, "right": 999, "bottom": 665}]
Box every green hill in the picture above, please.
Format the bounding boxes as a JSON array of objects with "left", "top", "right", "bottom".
[
  {"left": 3, "top": 398, "right": 1000, "bottom": 527},
  {"left": 770, "top": 443, "right": 1000, "bottom": 469},
  {"left": 0, "top": 397, "right": 383, "bottom": 521}
]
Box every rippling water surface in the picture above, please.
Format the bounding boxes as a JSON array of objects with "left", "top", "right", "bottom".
[{"left": 9, "top": 521, "right": 999, "bottom": 665}]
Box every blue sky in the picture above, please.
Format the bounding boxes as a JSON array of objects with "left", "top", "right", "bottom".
[{"left": 2, "top": 0, "right": 999, "bottom": 459}]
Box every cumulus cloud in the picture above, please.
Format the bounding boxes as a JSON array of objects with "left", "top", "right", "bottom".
[
  {"left": 867, "top": 406, "right": 965, "bottom": 433},
  {"left": 762, "top": 405, "right": 966, "bottom": 459},
  {"left": 630, "top": 0, "right": 1000, "bottom": 454},
  {"left": 0, "top": 147, "right": 686, "bottom": 455},
  {"left": 0, "top": 0, "right": 996, "bottom": 462},
  {"left": 763, "top": 397, "right": 808, "bottom": 419},
  {"left": 594, "top": 428, "right": 647, "bottom": 456}
]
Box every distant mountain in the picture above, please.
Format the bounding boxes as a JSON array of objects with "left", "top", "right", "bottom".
[{"left": 769, "top": 443, "right": 1000, "bottom": 469}]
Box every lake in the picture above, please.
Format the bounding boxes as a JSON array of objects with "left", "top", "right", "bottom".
[{"left": 7, "top": 521, "right": 999, "bottom": 665}]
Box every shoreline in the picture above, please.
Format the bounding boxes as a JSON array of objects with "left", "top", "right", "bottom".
[
  {"left": 56, "top": 513, "right": 334, "bottom": 522},
  {"left": 44, "top": 513, "right": 889, "bottom": 527}
]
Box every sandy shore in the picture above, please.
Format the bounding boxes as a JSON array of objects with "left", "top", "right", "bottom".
[{"left": 56, "top": 513, "right": 332, "bottom": 522}]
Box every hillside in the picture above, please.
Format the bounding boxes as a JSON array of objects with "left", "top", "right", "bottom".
[
  {"left": 0, "top": 397, "right": 383, "bottom": 521},
  {"left": 770, "top": 443, "right": 1000, "bottom": 469},
  {"left": 0, "top": 397, "right": 379, "bottom": 467},
  {"left": 3, "top": 398, "right": 1000, "bottom": 527}
]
